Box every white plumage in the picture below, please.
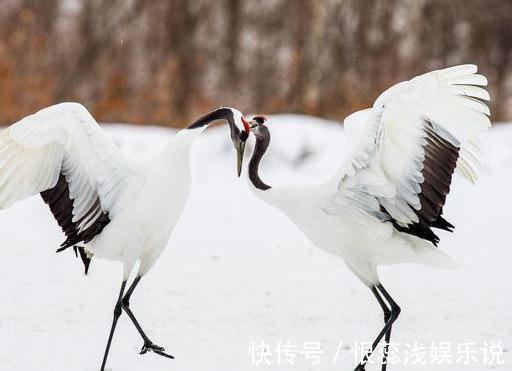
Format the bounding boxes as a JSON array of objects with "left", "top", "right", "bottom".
[
  {"left": 0, "top": 103, "right": 135, "bottom": 231},
  {"left": 245, "top": 65, "right": 490, "bottom": 370},
  {"left": 0, "top": 102, "right": 249, "bottom": 369},
  {"left": 335, "top": 65, "right": 488, "bottom": 222}
]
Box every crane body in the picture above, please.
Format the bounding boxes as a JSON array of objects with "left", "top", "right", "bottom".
[
  {"left": 0, "top": 103, "right": 250, "bottom": 370},
  {"left": 244, "top": 65, "right": 490, "bottom": 370},
  {"left": 87, "top": 129, "right": 198, "bottom": 276}
]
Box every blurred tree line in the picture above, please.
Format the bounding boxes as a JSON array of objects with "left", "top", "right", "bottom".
[{"left": 0, "top": 0, "right": 511, "bottom": 126}]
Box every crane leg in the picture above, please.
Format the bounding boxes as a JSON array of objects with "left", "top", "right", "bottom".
[
  {"left": 371, "top": 286, "right": 393, "bottom": 371},
  {"left": 122, "top": 275, "right": 174, "bottom": 359},
  {"left": 354, "top": 284, "right": 400, "bottom": 371},
  {"left": 100, "top": 280, "right": 127, "bottom": 371}
]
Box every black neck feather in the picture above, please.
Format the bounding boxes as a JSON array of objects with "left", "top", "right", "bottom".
[
  {"left": 249, "top": 126, "right": 271, "bottom": 190},
  {"left": 187, "top": 107, "right": 240, "bottom": 144}
]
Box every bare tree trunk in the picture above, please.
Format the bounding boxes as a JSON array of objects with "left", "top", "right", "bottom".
[
  {"left": 224, "top": 0, "right": 241, "bottom": 90},
  {"left": 166, "top": 0, "right": 202, "bottom": 123},
  {"left": 55, "top": 0, "right": 145, "bottom": 100},
  {"left": 287, "top": 0, "right": 314, "bottom": 112}
]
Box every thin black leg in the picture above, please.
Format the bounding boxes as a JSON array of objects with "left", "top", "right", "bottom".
[
  {"left": 382, "top": 322, "right": 393, "bottom": 371},
  {"left": 354, "top": 284, "right": 401, "bottom": 371},
  {"left": 122, "top": 275, "right": 174, "bottom": 359},
  {"left": 100, "top": 280, "right": 127, "bottom": 371},
  {"left": 371, "top": 287, "right": 392, "bottom": 371},
  {"left": 378, "top": 284, "right": 400, "bottom": 371}
]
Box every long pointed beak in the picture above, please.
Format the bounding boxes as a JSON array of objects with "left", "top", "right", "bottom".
[{"left": 236, "top": 140, "right": 246, "bottom": 177}]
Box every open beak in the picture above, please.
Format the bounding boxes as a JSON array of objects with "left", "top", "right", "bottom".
[{"left": 236, "top": 139, "right": 246, "bottom": 177}]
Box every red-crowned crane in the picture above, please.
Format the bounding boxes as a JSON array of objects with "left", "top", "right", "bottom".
[
  {"left": 0, "top": 103, "right": 250, "bottom": 370},
  {"left": 242, "top": 65, "right": 490, "bottom": 370}
]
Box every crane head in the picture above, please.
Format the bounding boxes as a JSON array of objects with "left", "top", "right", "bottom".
[
  {"left": 247, "top": 115, "right": 268, "bottom": 137},
  {"left": 235, "top": 114, "right": 267, "bottom": 177},
  {"left": 188, "top": 106, "right": 251, "bottom": 177},
  {"left": 228, "top": 108, "right": 251, "bottom": 177}
]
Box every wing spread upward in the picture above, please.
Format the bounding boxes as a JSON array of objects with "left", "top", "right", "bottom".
[
  {"left": 326, "top": 65, "right": 490, "bottom": 245},
  {"left": 0, "top": 102, "right": 136, "bottom": 253}
]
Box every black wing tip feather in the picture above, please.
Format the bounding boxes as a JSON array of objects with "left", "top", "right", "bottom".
[
  {"left": 388, "top": 213, "right": 455, "bottom": 247},
  {"left": 380, "top": 118, "right": 459, "bottom": 246},
  {"left": 56, "top": 245, "right": 92, "bottom": 275},
  {"left": 431, "top": 215, "right": 455, "bottom": 232},
  {"left": 390, "top": 219, "right": 440, "bottom": 246},
  {"left": 380, "top": 205, "right": 450, "bottom": 246},
  {"left": 73, "top": 246, "right": 92, "bottom": 275},
  {"left": 41, "top": 173, "right": 108, "bottom": 274}
]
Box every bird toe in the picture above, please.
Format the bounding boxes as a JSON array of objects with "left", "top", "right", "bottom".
[{"left": 140, "top": 341, "right": 174, "bottom": 359}]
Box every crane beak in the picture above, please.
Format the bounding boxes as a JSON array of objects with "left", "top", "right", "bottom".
[
  {"left": 236, "top": 139, "right": 246, "bottom": 177},
  {"left": 236, "top": 118, "right": 250, "bottom": 177}
]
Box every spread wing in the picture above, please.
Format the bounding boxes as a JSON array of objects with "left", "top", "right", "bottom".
[
  {"left": 0, "top": 102, "right": 136, "bottom": 251},
  {"left": 326, "top": 65, "right": 490, "bottom": 245}
]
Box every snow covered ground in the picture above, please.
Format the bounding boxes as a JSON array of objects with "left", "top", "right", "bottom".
[{"left": 0, "top": 115, "right": 511, "bottom": 371}]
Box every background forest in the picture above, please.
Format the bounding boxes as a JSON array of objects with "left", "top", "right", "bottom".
[{"left": 1, "top": 0, "right": 511, "bottom": 126}]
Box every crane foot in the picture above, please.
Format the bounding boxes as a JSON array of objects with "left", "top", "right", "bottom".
[{"left": 140, "top": 341, "right": 175, "bottom": 359}]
